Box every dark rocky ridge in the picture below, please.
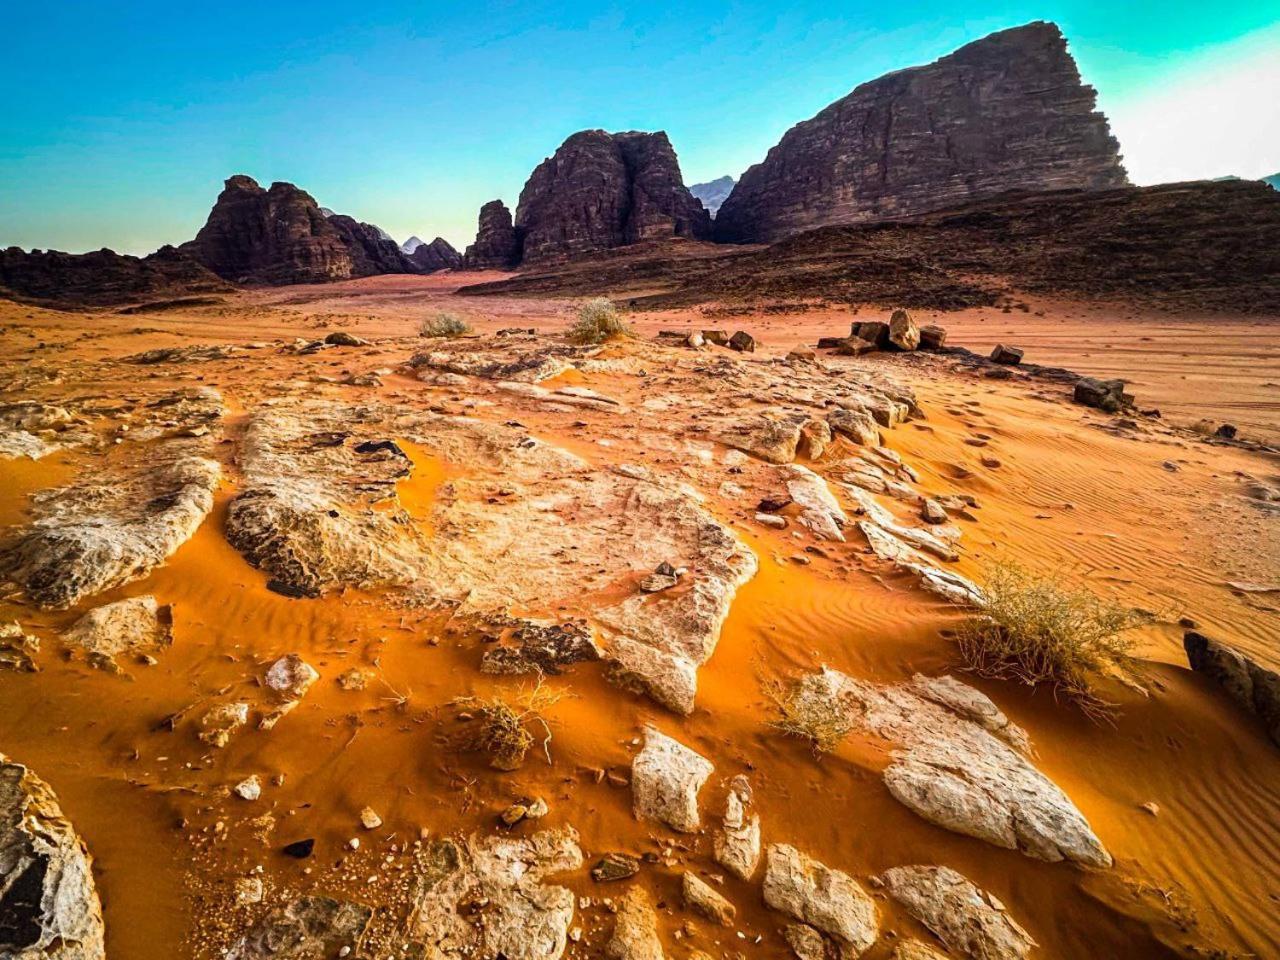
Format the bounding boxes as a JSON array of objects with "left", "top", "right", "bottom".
[
  {"left": 715, "top": 21, "right": 1128, "bottom": 243},
  {"left": 409, "top": 237, "right": 462, "bottom": 272},
  {"left": 462, "top": 200, "right": 522, "bottom": 270},
  {"left": 461, "top": 180, "right": 1280, "bottom": 314},
  {"left": 326, "top": 214, "right": 420, "bottom": 276},
  {"left": 515, "top": 130, "right": 711, "bottom": 264},
  {"left": 0, "top": 245, "right": 231, "bottom": 307}
]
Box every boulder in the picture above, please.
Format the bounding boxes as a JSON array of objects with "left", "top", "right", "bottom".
[
  {"left": 62, "top": 596, "right": 173, "bottom": 670},
  {"left": 853, "top": 321, "right": 890, "bottom": 348},
  {"left": 1073, "top": 377, "right": 1132, "bottom": 413},
  {"left": 919, "top": 325, "right": 948, "bottom": 350},
  {"left": 714, "top": 22, "right": 1126, "bottom": 243},
  {"left": 0, "top": 753, "right": 105, "bottom": 960},
  {"left": 631, "top": 727, "right": 714, "bottom": 832},
  {"left": 606, "top": 886, "right": 665, "bottom": 960},
  {"left": 701, "top": 330, "right": 729, "bottom": 346},
  {"left": 888, "top": 309, "right": 921, "bottom": 350},
  {"left": 1185, "top": 631, "right": 1280, "bottom": 746},
  {"left": 728, "top": 331, "right": 756, "bottom": 352},
  {"left": 989, "top": 344, "right": 1023, "bottom": 365},
  {"left": 881, "top": 865, "right": 1037, "bottom": 960},
  {"left": 224, "top": 896, "right": 371, "bottom": 959},
  {"left": 838, "top": 337, "right": 878, "bottom": 356},
  {"left": 682, "top": 873, "right": 736, "bottom": 926},
  {"left": 827, "top": 409, "right": 880, "bottom": 446},
  {"left": 762, "top": 843, "right": 878, "bottom": 956}
]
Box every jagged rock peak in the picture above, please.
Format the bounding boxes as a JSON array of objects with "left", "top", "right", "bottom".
[
  {"left": 689, "top": 175, "right": 736, "bottom": 217},
  {"left": 462, "top": 199, "right": 522, "bottom": 270},
  {"left": 514, "top": 129, "right": 712, "bottom": 264},
  {"left": 715, "top": 21, "right": 1128, "bottom": 243},
  {"left": 401, "top": 235, "right": 425, "bottom": 254},
  {"left": 410, "top": 236, "right": 462, "bottom": 272}
]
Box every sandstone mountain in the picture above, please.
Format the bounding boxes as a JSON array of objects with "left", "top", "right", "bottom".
[
  {"left": 180, "top": 175, "right": 421, "bottom": 284},
  {"left": 0, "top": 245, "right": 231, "bottom": 307},
  {"left": 462, "top": 199, "right": 522, "bottom": 270},
  {"left": 515, "top": 130, "right": 712, "bottom": 263},
  {"left": 408, "top": 237, "right": 462, "bottom": 272},
  {"left": 714, "top": 21, "right": 1128, "bottom": 243},
  {"left": 689, "top": 175, "right": 735, "bottom": 217}
]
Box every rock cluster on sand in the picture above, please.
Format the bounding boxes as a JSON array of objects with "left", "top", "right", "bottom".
[
  {"left": 224, "top": 896, "right": 371, "bottom": 959},
  {"left": 1, "top": 753, "right": 105, "bottom": 960},
  {"left": 715, "top": 21, "right": 1126, "bottom": 243}
]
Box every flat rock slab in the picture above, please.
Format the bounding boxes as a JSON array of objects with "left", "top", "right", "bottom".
[
  {"left": 224, "top": 896, "right": 371, "bottom": 959},
  {"left": 1, "top": 753, "right": 105, "bottom": 959},
  {"left": 762, "top": 843, "right": 878, "bottom": 956},
  {"left": 882, "top": 865, "right": 1037, "bottom": 960},
  {"left": 63, "top": 595, "right": 173, "bottom": 670},
  {"left": 631, "top": 727, "right": 714, "bottom": 832}
]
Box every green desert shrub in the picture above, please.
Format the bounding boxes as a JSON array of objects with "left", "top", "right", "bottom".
[
  {"left": 957, "top": 562, "right": 1148, "bottom": 718},
  {"left": 566, "top": 298, "right": 633, "bottom": 344},
  {"left": 419, "top": 312, "right": 473, "bottom": 338}
]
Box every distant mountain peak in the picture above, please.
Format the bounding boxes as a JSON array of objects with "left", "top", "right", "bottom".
[
  {"left": 688, "top": 176, "right": 736, "bottom": 217},
  {"left": 401, "top": 235, "right": 425, "bottom": 254}
]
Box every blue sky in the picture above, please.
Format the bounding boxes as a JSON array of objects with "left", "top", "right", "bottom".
[{"left": 2, "top": 1, "right": 1277, "bottom": 254}]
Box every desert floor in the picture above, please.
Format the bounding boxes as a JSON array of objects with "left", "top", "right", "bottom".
[{"left": 1, "top": 275, "right": 1278, "bottom": 959}]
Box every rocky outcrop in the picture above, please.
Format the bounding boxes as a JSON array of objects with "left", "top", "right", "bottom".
[
  {"left": 462, "top": 200, "right": 522, "bottom": 269},
  {"left": 0, "top": 245, "right": 229, "bottom": 307},
  {"left": 326, "top": 213, "right": 420, "bottom": 275},
  {"left": 513, "top": 130, "right": 711, "bottom": 264},
  {"left": 224, "top": 896, "right": 371, "bottom": 959},
  {"left": 1185, "top": 631, "right": 1280, "bottom": 746},
  {"left": 63, "top": 596, "right": 173, "bottom": 671},
  {"left": 407, "top": 828, "right": 583, "bottom": 959},
  {"left": 713, "top": 775, "right": 761, "bottom": 880},
  {"left": 882, "top": 865, "right": 1036, "bottom": 960},
  {"left": 688, "top": 176, "right": 735, "bottom": 217},
  {"left": 1, "top": 753, "right": 105, "bottom": 959},
  {"left": 762, "top": 843, "right": 879, "bottom": 957},
  {"left": 715, "top": 22, "right": 1127, "bottom": 243},
  {"left": 0, "top": 442, "right": 220, "bottom": 608},
  {"left": 788, "top": 669, "right": 1111, "bottom": 866},
  {"left": 409, "top": 236, "right": 463, "bottom": 272}
]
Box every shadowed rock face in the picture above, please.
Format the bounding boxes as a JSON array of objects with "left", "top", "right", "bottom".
[
  {"left": 325, "top": 213, "right": 421, "bottom": 276},
  {"left": 0, "top": 245, "right": 230, "bottom": 307},
  {"left": 181, "top": 175, "right": 355, "bottom": 284},
  {"left": 463, "top": 200, "right": 522, "bottom": 269},
  {"left": 514, "top": 130, "right": 712, "bottom": 264},
  {"left": 409, "top": 236, "right": 462, "bottom": 272},
  {"left": 715, "top": 21, "right": 1127, "bottom": 243}
]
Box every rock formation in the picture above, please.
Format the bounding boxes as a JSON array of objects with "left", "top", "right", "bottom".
[
  {"left": 409, "top": 236, "right": 462, "bottom": 272},
  {"left": 882, "top": 865, "right": 1037, "bottom": 960},
  {"left": 462, "top": 200, "right": 522, "bottom": 269},
  {"left": 688, "top": 175, "right": 735, "bottom": 217},
  {"left": 509, "top": 130, "right": 711, "bottom": 264},
  {"left": 715, "top": 21, "right": 1127, "bottom": 243},
  {"left": 325, "top": 213, "right": 420, "bottom": 275},
  {"left": 1185, "top": 631, "right": 1280, "bottom": 746},
  {"left": 0, "top": 245, "right": 230, "bottom": 307},
  {"left": 762, "top": 843, "right": 879, "bottom": 957},
  {"left": 401, "top": 235, "right": 425, "bottom": 254}
]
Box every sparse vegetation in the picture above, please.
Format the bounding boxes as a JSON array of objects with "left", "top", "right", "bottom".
[
  {"left": 767, "top": 675, "right": 855, "bottom": 754},
  {"left": 453, "top": 682, "right": 563, "bottom": 770},
  {"left": 956, "top": 562, "right": 1149, "bottom": 718},
  {"left": 566, "top": 297, "right": 633, "bottom": 344},
  {"left": 419, "top": 311, "right": 473, "bottom": 338}
]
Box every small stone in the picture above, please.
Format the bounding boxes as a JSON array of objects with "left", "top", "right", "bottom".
[
  {"left": 282, "top": 838, "right": 315, "bottom": 859},
  {"left": 499, "top": 804, "right": 528, "bottom": 827},
  {"left": 592, "top": 853, "right": 641, "bottom": 882},
  {"left": 234, "top": 775, "right": 262, "bottom": 801},
  {"left": 755, "top": 513, "right": 787, "bottom": 529},
  {"left": 990, "top": 344, "right": 1024, "bottom": 365},
  {"left": 360, "top": 807, "right": 383, "bottom": 830},
  {"left": 1140, "top": 801, "right": 1160, "bottom": 817},
  {"left": 682, "top": 872, "right": 736, "bottom": 926},
  {"left": 235, "top": 877, "right": 264, "bottom": 904},
  {"left": 525, "top": 797, "right": 550, "bottom": 819},
  {"left": 921, "top": 499, "right": 948, "bottom": 524}
]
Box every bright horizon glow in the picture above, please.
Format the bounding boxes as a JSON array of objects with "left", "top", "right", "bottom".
[{"left": 2, "top": 2, "right": 1277, "bottom": 256}]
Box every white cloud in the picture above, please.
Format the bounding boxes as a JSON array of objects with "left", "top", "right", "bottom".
[{"left": 1102, "top": 25, "right": 1280, "bottom": 184}]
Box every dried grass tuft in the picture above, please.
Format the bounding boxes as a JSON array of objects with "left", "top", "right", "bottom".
[{"left": 566, "top": 298, "right": 633, "bottom": 344}]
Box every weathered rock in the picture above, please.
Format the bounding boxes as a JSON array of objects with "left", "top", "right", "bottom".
[
  {"left": 480, "top": 619, "right": 601, "bottom": 676},
  {"left": 989, "top": 345, "right": 1023, "bottom": 365},
  {"left": 0, "top": 244, "right": 229, "bottom": 308},
  {"left": 515, "top": 130, "right": 711, "bottom": 264},
  {"left": 198, "top": 702, "right": 249, "bottom": 749},
  {"left": 790, "top": 669, "right": 1110, "bottom": 866},
  {"left": 701, "top": 330, "right": 729, "bottom": 346},
  {"left": 921, "top": 499, "right": 948, "bottom": 524},
  {"left": 407, "top": 828, "right": 582, "bottom": 960},
  {"left": 0, "top": 446, "right": 220, "bottom": 608},
  {"left": 784, "top": 464, "right": 847, "bottom": 542},
  {"left": 592, "top": 853, "right": 640, "bottom": 883},
  {"left": 264, "top": 654, "right": 320, "bottom": 701},
  {"left": 606, "top": 886, "right": 665, "bottom": 960},
  {"left": 682, "top": 873, "right": 736, "bottom": 926},
  {"left": 717, "top": 413, "right": 827, "bottom": 465},
  {"left": 838, "top": 336, "right": 878, "bottom": 357},
  {"left": 715, "top": 22, "right": 1126, "bottom": 243},
  {"left": 882, "top": 865, "right": 1036, "bottom": 960},
  {"left": 410, "top": 237, "right": 463, "bottom": 273},
  {"left": 919, "top": 325, "right": 948, "bottom": 350},
  {"left": 326, "top": 213, "right": 420, "bottom": 277},
  {"left": 463, "top": 201, "right": 522, "bottom": 270},
  {"left": 827, "top": 408, "right": 880, "bottom": 446},
  {"left": 893, "top": 941, "right": 952, "bottom": 960},
  {"left": 714, "top": 775, "right": 761, "bottom": 880},
  {"left": 62, "top": 596, "right": 173, "bottom": 670},
  {"left": 783, "top": 923, "right": 830, "bottom": 960},
  {"left": 0, "top": 753, "right": 105, "bottom": 960},
  {"left": 1185, "top": 631, "right": 1280, "bottom": 747},
  {"left": 888, "top": 310, "right": 920, "bottom": 351},
  {"left": 224, "top": 895, "right": 371, "bottom": 959},
  {"left": 323, "top": 330, "right": 368, "bottom": 347},
  {"left": 728, "top": 331, "right": 756, "bottom": 352},
  {"left": 1073, "top": 377, "right": 1132, "bottom": 413},
  {"left": 762, "top": 843, "right": 878, "bottom": 956},
  {"left": 631, "top": 727, "right": 713, "bottom": 832},
  {"left": 0, "top": 621, "right": 40, "bottom": 672},
  {"left": 908, "top": 674, "right": 1031, "bottom": 755}
]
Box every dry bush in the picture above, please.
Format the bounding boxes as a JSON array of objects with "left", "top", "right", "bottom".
[
  {"left": 566, "top": 298, "right": 633, "bottom": 344},
  {"left": 419, "top": 312, "right": 473, "bottom": 338},
  {"left": 766, "top": 675, "right": 855, "bottom": 754},
  {"left": 453, "top": 682, "right": 562, "bottom": 770},
  {"left": 957, "top": 562, "right": 1149, "bottom": 719}
]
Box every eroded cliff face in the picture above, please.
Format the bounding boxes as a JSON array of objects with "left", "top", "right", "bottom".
[
  {"left": 714, "top": 21, "right": 1128, "bottom": 243},
  {"left": 462, "top": 200, "right": 522, "bottom": 270},
  {"left": 180, "top": 176, "right": 355, "bottom": 284},
  {"left": 505, "top": 130, "right": 711, "bottom": 265},
  {"left": 409, "top": 237, "right": 462, "bottom": 272},
  {"left": 326, "top": 214, "right": 421, "bottom": 276}
]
